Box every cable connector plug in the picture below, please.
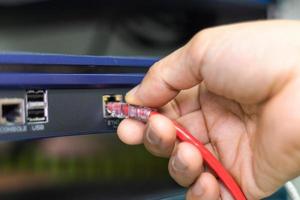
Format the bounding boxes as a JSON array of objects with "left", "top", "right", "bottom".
[{"left": 106, "top": 102, "right": 155, "bottom": 122}]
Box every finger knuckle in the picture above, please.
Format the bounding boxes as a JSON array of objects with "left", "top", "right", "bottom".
[
  {"left": 148, "top": 61, "right": 162, "bottom": 76},
  {"left": 187, "top": 28, "right": 211, "bottom": 65}
]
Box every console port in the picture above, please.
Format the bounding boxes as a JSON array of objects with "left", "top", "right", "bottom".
[
  {"left": 0, "top": 99, "right": 25, "bottom": 125},
  {"left": 102, "top": 94, "right": 123, "bottom": 119}
]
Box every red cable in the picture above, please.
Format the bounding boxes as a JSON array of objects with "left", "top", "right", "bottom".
[
  {"left": 172, "top": 118, "right": 246, "bottom": 200},
  {"left": 106, "top": 103, "right": 247, "bottom": 200}
]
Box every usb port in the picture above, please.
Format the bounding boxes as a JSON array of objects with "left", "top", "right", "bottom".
[
  {"left": 26, "top": 90, "right": 48, "bottom": 124},
  {"left": 27, "top": 109, "right": 46, "bottom": 122},
  {"left": 27, "top": 90, "right": 45, "bottom": 102}
]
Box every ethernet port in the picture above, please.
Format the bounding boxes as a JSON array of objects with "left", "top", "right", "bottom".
[
  {"left": 102, "top": 94, "right": 123, "bottom": 119},
  {"left": 0, "top": 99, "right": 25, "bottom": 125}
]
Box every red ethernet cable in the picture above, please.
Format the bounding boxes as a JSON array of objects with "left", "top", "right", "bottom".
[{"left": 106, "top": 102, "right": 247, "bottom": 200}]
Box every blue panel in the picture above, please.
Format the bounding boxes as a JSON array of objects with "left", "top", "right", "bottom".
[
  {"left": 255, "top": 0, "right": 272, "bottom": 4},
  {"left": 0, "top": 53, "right": 155, "bottom": 88},
  {"left": 0, "top": 52, "right": 157, "bottom": 67},
  {"left": 0, "top": 73, "right": 144, "bottom": 88}
]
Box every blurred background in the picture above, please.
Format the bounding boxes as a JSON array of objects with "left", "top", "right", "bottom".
[{"left": 0, "top": 0, "right": 298, "bottom": 199}]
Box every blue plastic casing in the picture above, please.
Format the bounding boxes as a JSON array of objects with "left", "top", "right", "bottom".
[{"left": 0, "top": 52, "right": 157, "bottom": 88}]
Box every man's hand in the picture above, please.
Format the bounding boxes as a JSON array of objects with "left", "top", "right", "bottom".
[{"left": 117, "top": 20, "right": 300, "bottom": 199}]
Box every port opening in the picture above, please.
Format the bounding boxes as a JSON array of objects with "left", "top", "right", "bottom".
[
  {"left": 27, "top": 90, "right": 45, "bottom": 102},
  {"left": 0, "top": 99, "right": 25, "bottom": 125},
  {"left": 26, "top": 90, "right": 48, "bottom": 124},
  {"left": 27, "top": 109, "right": 46, "bottom": 122},
  {"left": 102, "top": 94, "right": 123, "bottom": 119}
]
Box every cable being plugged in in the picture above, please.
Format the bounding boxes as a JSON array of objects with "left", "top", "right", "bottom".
[{"left": 106, "top": 102, "right": 247, "bottom": 200}]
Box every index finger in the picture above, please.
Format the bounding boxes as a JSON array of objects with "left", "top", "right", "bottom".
[{"left": 125, "top": 33, "right": 209, "bottom": 107}]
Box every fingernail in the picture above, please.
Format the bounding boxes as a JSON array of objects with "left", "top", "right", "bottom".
[
  {"left": 145, "top": 125, "right": 160, "bottom": 145},
  {"left": 192, "top": 180, "right": 204, "bottom": 197},
  {"left": 126, "top": 85, "right": 139, "bottom": 100},
  {"left": 171, "top": 152, "right": 187, "bottom": 172}
]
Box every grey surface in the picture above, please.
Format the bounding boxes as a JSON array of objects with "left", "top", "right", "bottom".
[
  {"left": 0, "top": 5, "right": 174, "bottom": 56},
  {"left": 274, "top": 0, "right": 300, "bottom": 19}
]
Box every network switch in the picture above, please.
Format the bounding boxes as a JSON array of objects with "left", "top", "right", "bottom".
[{"left": 0, "top": 53, "right": 155, "bottom": 141}]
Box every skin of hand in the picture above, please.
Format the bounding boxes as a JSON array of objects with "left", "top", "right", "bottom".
[{"left": 117, "top": 20, "right": 300, "bottom": 200}]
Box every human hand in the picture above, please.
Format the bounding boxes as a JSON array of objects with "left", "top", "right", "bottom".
[{"left": 118, "top": 20, "right": 300, "bottom": 199}]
